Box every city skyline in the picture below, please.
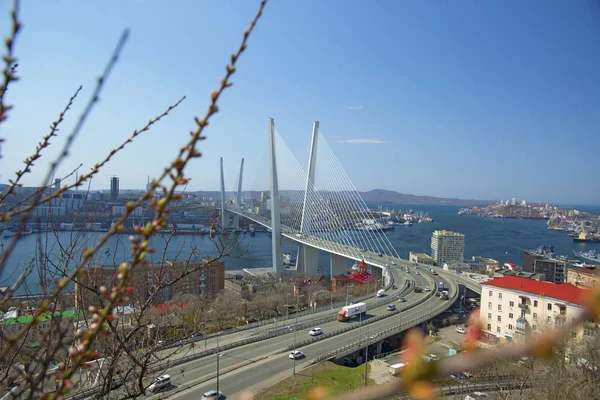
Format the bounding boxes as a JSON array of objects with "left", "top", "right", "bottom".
[{"left": 0, "top": 1, "right": 598, "bottom": 205}]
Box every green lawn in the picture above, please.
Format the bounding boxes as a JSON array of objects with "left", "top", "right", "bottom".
[{"left": 259, "top": 361, "right": 375, "bottom": 400}]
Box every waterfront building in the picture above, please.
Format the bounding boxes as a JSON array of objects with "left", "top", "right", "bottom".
[
  {"left": 409, "top": 252, "right": 435, "bottom": 266},
  {"left": 74, "top": 260, "right": 224, "bottom": 310},
  {"left": 480, "top": 276, "right": 590, "bottom": 343},
  {"left": 430, "top": 230, "right": 464, "bottom": 265},
  {"left": 511, "top": 197, "right": 517, "bottom": 206},
  {"left": 567, "top": 268, "right": 600, "bottom": 289}
]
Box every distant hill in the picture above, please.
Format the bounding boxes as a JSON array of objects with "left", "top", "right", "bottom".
[
  {"left": 358, "top": 189, "right": 493, "bottom": 206},
  {"left": 192, "top": 189, "right": 493, "bottom": 207}
]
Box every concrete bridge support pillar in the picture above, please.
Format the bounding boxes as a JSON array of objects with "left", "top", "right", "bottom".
[
  {"left": 296, "top": 245, "right": 319, "bottom": 277},
  {"left": 376, "top": 342, "right": 382, "bottom": 356},
  {"left": 330, "top": 254, "right": 347, "bottom": 277}
]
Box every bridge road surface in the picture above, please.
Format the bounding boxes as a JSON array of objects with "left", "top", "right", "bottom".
[
  {"left": 155, "top": 268, "right": 453, "bottom": 400},
  {"left": 135, "top": 268, "right": 452, "bottom": 400}
]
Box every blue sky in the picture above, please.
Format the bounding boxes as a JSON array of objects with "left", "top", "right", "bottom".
[{"left": 0, "top": 1, "right": 598, "bottom": 205}]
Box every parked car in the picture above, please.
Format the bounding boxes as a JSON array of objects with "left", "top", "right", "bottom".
[
  {"left": 456, "top": 327, "right": 466, "bottom": 334},
  {"left": 201, "top": 390, "right": 225, "bottom": 400},
  {"left": 289, "top": 350, "right": 304, "bottom": 359},
  {"left": 428, "top": 354, "right": 440, "bottom": 361},
  {"left": 386, "top": 304, "right": 396, "bottom": 311},
  {"left": 309, "top": 328, "right": 323, "bottom": 336}
]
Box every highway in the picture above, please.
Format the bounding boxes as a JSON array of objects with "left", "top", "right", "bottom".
[
  {"left": 66, "top": 240, "right": 473, "bottom": 400},
  {"left": 141, "top": 264, "right": 455, "bottom": 400}
]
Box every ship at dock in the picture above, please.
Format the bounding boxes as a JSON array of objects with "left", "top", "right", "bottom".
[{"left": 573, "top": 249, "right": 600, "bottom": 264}]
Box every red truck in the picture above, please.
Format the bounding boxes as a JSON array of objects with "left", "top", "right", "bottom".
[{"left": 413, "top": 286, "right": 423, "bottom": 293}]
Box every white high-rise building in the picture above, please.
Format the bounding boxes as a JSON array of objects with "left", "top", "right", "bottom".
[
  {"left": 431, "top": 230, "right": 465, "bottom": 265},
  {"left": 511, "top": 197, "right": 517, "bottom": 206},
  {"left": 521, "top": 200, "right": 527, "bottom": 206}
]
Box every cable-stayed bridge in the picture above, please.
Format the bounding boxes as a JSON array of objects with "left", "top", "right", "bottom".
[{"left": 220, "top": 118, "right": 403, "bottom": 282}]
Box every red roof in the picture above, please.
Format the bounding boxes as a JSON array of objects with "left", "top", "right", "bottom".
[
  {"left": 482, "top": 276, "right": 587, "bottom": 306},
  {"left": 152, "top": 302, "right": 189, "bottom": 314},
  {"left": 348, "top": 272, "right": 374, "bottom": 284}
]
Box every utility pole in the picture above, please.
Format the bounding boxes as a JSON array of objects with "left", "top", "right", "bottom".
[{"left": 364, "top": 323, "right": 369, "bottom": 391}]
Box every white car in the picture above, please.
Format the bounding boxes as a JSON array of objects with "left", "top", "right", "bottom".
[
  {"left": 456, "top": 327, "right": 466, "bottom": 334},
  {"left": 309, "top": 328, "right": 323, "bottom": 336},
  {"left": 289, "top": 350, "right": 304, "bottom": 359},
  {"left": 391, "top": 261, "right": 397, "bottom": 265},
  {"left": 428, "top": 354, "right": 440, "bottom": 361},
  {"left": 424, "top": 287, "right": 431, "bottom": 291},
  {"left": 201, "top": 390, "right": 225, "bottom": 400},
  {"left": 147, "top": 374, "right": 171, "bottom": 392}
]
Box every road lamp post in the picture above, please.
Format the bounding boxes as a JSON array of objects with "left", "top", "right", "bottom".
[
  {"left": 292, "top": 294, "right": 304, "bottom": 375},
  {"left": 216, "top": 352, "right": 224, "bottom": 397}
]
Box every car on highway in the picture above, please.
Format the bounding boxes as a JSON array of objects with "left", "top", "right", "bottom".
[
  {"left": 415, "top": 271, "right": 420, "bottom": 275},
  {"left": 391, "top": 261, "right": 397, "bottom": 265},
  {"left": 147, "top": 374, "right": 172, "bottom": 393},
  {"left": 398, "top": 297, "right": 406, "bottom": 303},
  {"left": 424, "top": 287, "right": 430, "bottom": 291},
  {"left": 428, "top": 354, "right": 440, "bottom": 361},
  {"left": 456, "top": 327, "right": 467, "bottom": 334},
  {"left": 201, "top": 390, "right": 225, "bottom": 399},
  {"left": 378, "top": 253, "right": 383, "bottom": 257},
  {"left": 386, "top": 304, "right": 396, "bottom": 311},
  {"left": 309, "top": 328, "right": 323, "bottom": 336},
  {"left": 289, "top": 350, "right": 304, "bottom": 359}
]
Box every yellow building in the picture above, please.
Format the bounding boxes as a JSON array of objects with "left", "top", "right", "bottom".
[{"left": 567, "top": 268, "right": 600, "bottom": 289}]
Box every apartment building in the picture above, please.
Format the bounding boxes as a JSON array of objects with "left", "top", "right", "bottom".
[
  {"left": 480, "top": 276, "right": 587, "bottom": 343},
  {"left": 75, "top": 260, "right": 224, "bottom": 310},
  {"left": 533, "top": 259, "right": 566, "bottom": 284},
  {"left": 431, "top": 230, "right": 464, "bottom": 265},
  {"left": 567, "top": 268, "right": 600, "bottom": 289}
]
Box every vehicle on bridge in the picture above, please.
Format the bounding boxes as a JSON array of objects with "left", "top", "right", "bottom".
[
  {"left": 440, "top": 293, "right": 449, "bottom": 300},
  {"left": 289, "top": 350, "right": 304, "bottom": 359},
  {"left": 202, "top": 390, "right": 225, "bottom": 399},
  {"left": 413, "top": 286, "right": 423, "bottom": 293},
  {"left": 386, "top": 304, "right": 396, "bottom": 311},
  {"left": 337, "top": 302, "right": 366, "bottom": 321},
  {"left": 376, "top": 289, "right": 385, "bottom": 297},
  {"left": 309, "top": 328, "right": 323, "bottom": 336},
  {"left": 148, "top": 374, "right": 171, "bottom": 393}
]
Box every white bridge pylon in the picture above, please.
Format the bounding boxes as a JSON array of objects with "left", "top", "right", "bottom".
[{"left": 222, "top": 119, "right": 401, "bottom": 278}]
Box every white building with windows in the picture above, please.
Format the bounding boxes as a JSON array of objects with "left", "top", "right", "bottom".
[
  {"left": 480, "top": 276, "right": 588, "bottom": 343},
  {"left": 431, "top": 230, "right": 464, "bottom": 265}
]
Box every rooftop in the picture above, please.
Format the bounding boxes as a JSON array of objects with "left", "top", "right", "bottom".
[
  {"left": 410, "top": 252, "right": 433, "bottom": 259},
  {"left": 432, "top": 230, "right": 464, "bottom": 237},
  {"left": 570, "top": 268, "right": 600, "bottom": 278},
  {"left": 482, "top": 276, "right": 588, "bottom": 306}
]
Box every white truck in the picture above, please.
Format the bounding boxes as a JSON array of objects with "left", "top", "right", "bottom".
[{"left": 337, "top": 302, "right": 367, "bottom": 322}]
